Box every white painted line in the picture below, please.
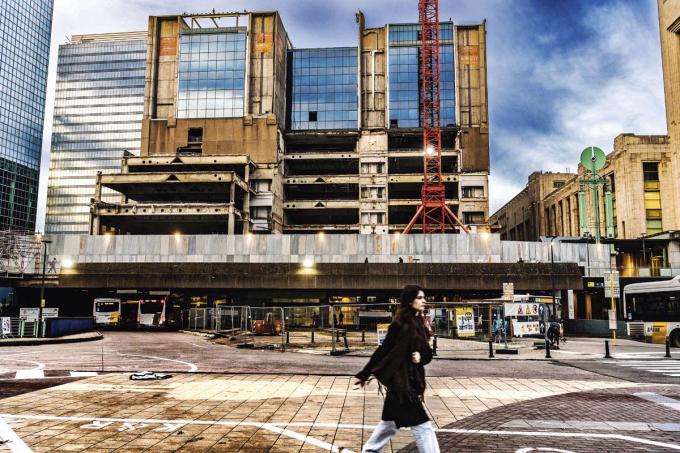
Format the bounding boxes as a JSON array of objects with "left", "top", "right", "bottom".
[
  {"left": 0, "top": 417, "right": 32, "bottom": 453},
  {"left": 262, "top": 423, "right": 354, "bottom": 453},
  {"left": 117, "top": 353, "right": 198, "bottom": 372},
  {"left": 14, "top": 369, "right": 44, "bottom": 379},
  {"left": 69, "top": 371, "right": 98, "bottom": 377},
  {"left": 1, "top": 414, "right": 678, "bottom": 451},
  {"left": 634, "top": 392, "right": 680, "bottom": 412},
  {"left": 0, "top": 358, "right": 45, "bottom": 370}
]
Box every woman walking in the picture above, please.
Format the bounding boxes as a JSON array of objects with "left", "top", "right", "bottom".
[{"left": 354, "top": 284, "right": 440, "bottom": 453}]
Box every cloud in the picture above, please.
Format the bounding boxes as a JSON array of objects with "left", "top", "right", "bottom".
[{"left": 488, "top": 0, "right": 666, "bottom": 212}]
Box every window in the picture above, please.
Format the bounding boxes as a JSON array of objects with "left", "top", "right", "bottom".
[
  {"left": 553, "top": 180, "right": 565, "bottom": 189},
  {"left": 388, "top": 23, "right": 455, "bottom": 128},
  {"left": 188, "top": 127, "right": 203, "bottom": 143},
  {"left": 643, "top": 162, "right": 662, "bottom": 234},
  {"left": 290, "top": 47, "right": 358, "bottom": 130},
  {"left": 361, "top": 163, "right": 385, "bottom": 174},
  {"left": 462, "top": 186, "right": 484, "bottom": 198},
  {"left": 177, "top": 31, "right": 247, "bottom": 119},
  {"left": 463, "top": 212, "right": 485, "bottom": 224},
  {"left": 361, "top": 186, "right": 385, "bottom": 199}
]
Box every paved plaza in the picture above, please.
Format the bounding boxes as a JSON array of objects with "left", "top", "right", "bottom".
[
  {"left": 0, "top": 332, "right": 679, "bottom": 452},
  {"left": 0, "top": 372, "right": 662, "bottom": 453}
]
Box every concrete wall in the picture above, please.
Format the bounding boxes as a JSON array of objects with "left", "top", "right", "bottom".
[
  {"left": 44, "top": 234, "right": 610, "bottom": 270},
  {"left": 658, "top": 0, "right": 680, "bottom": 215}
]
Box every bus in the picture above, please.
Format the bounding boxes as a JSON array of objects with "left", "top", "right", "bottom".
[
  {"left": 93, "top": 298, "right": 122, "bottom": 327},
  {"left": 138, "top": 299, "right": 167, "bottom": 328},
  {"left": 623, "top": 275, "right": 680, "bottom": 347}
]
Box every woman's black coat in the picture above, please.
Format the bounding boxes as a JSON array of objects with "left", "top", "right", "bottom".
[{"left": 356, "top": 315, "right": 433, "bottom": 427}]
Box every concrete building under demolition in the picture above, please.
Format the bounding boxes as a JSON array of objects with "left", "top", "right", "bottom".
[{"left": 75, "top": 10, "right": 489, "bottom": 236}]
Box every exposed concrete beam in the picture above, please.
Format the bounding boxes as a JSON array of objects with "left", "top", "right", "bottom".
[
  {"left": 389, "top": 200, "right": 459, "bottom": 206},
  {"left": 51, "top": 262, "right": 583, "bottom": 291},
  {"left": 101, "top": 171, "right": 250, "bottom": 192},
  {"left": 388, "top": 175, "right": 459, "bottom": 183},
  {"left": 93, "top": 203, "right": 237, "bottom": 217},
  {"left": 283, "top": 201, "right": 359, "bottom": 209},
  {"left": 284, "top": 153, "right": 359, "bottom": 160},
  {"left": 284, "top": 176, "right": 359, "bottom": 184}
]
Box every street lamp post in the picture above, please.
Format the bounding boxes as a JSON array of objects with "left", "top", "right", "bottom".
[
  {"left": 39, "top": 238, "right": 52, "bottom": 331},
  {"left": 550, "top": 237, "right": 556, "bottom": 320}
]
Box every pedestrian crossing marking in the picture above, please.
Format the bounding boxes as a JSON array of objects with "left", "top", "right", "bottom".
[{"left": 603, "top": 358, "right": 680, "bottom": 378}]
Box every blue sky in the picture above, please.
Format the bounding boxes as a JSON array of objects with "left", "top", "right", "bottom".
[{"left": 37, "top": 0, "right": 667, "bottom": 228}]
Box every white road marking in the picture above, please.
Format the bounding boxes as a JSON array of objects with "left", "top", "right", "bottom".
[
  {"left": 1, "top": 414, "right": 678, "bottom": 451},
  {"left": 14, "top": 370, "right": 44, "bottom": 379},
  {"left": 516, "top": 449, "right": 575, "bottom": 453},
  {"left": 634, "top": 392, "right": 680, "bottom": 412},
  {"left": 69, "top": 371, "right": 98, "bottom": 377},
  {"left": 117, "top": 353, "right": 197, "bottom": 372},
  {"left": 0, "top": 417, "right": 32, "bottom": 453}
]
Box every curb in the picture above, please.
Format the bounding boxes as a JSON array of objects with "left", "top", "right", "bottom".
[{"left": 0, "top": 332, "right": 103, "bottom": 347}]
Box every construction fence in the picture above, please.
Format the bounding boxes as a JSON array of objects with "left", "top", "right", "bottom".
[{"left": 179, "top": 302, "right": 542, "bottom": 352}]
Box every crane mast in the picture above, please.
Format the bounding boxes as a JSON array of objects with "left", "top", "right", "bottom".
[{"left": 403, "top": 0, "right": 469, "bottom": 234}]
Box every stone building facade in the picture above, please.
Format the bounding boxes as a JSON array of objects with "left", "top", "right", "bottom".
[{"left": 490, "top": 134, "right": 675, "bottom": 241}]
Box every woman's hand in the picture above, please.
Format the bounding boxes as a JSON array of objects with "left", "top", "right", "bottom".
[{"left": 411, "top": 351, "right": 421, "bottom": 364}]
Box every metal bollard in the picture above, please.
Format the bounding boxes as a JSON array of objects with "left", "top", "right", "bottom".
[
  {"left": 432, "top": 335, "right": 438, "bottom": 356},
  {"left": 361, "top": 330, "right": 365, "bottom": 343},
  {"left": 666, "top": 338, "right": 672, "bottom": 359},
  {"left": 286, "top": 331, "right": 290, "bottom": 344},
  {"left": 545, "top": 340, "right": 551, "bottom": 359},
  {"left": 344, "top": 335, "right": 349, "bottom": 349},
  {"left": 311, "top": 329, "right": 315, "bottom": 344},
  {"left": 488, "top": 340, "right": 494, "bottom": 358},
  {"left": 604, "top": 340, "right": 611, "bottom": 359}
]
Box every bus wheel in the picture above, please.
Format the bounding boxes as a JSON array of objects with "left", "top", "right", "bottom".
[{"left": 671, "top": 330, "right": 680, "bottom": 348}]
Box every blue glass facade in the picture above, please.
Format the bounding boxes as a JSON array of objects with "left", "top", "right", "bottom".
[
  {"left": 290, "top": 48, "right": 358, "bottom": 130},
  {"left": 177, "top": 31, "right": 247, "bottom": 119},
  {"left": 46, "top": 34, "right": 146, "bottom": 234},
  {"left": 388, "top": 23, "right": 455, "bottom": 128},
  {"left": 0, "top": 0, "right": 53, "bottom": 230}
]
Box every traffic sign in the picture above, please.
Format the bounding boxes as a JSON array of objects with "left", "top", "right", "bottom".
[{"left": 604, "top": 271, "right": 620, "bottom": 298}]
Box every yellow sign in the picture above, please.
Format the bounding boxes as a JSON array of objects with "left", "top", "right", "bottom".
[
  {"left": 455, "top": 307, "right": 475, "bottom": 337},
  {"left": 376, "top": 323, "right": 390, "bottom": 346},
  {"left": 40, "top": 299, "right": 45, "bottom": 308}
]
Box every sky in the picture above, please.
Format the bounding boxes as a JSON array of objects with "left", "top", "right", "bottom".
[{"left": 35, "top": 0, "right": 667, "bottom": 230}]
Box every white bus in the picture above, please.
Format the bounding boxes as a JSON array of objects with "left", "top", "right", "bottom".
[
  {"left": 138, "top": 299, "right": 167, "bottom": 328},
  {"left": 623, "top": 275, "right": 680, "bottom": 347},
  {"left": 93, "top": 298, "right": 122, "bottom": 326}
]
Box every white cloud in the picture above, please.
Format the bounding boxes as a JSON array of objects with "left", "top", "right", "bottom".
[{"left": 489, "top": 1, "right": 666, "bottom": 214}]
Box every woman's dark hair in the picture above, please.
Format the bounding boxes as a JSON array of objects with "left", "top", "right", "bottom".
[{"left": 395, "top": 284, "right": 424, "bottom": 323}]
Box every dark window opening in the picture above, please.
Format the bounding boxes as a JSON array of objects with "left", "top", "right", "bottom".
[
  {"left": 308, "top": 111, "right": 317, "bottom": 122},
  {"left": 188, "top": 128, "right": 203, "bottom": 144}
]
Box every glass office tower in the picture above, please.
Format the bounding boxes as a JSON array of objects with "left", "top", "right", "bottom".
[
  {"left": 45, "top": 33, "right": 146, "bottom": 234},
  {"left": 0, "top": 0, "right": 53, "bottom": 230}
]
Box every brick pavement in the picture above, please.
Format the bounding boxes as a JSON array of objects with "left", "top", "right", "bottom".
[
  {"left": 0, "top": 373, "right": 643, "bottom": 452},
  {"left": 401, "top": 386, "right": 680, "bottom": 453}
]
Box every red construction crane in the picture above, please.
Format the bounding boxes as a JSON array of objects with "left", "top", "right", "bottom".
[{"left": 403, "top": 0, "right": 469, "bottom": 234}]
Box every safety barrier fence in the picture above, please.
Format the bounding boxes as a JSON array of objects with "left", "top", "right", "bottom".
[{"left": 179, "top": 302, "right": 557, "bottom": 353}]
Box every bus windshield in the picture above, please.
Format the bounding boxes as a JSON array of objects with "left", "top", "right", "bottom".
[
  {"left": 95, "top": 301, "right": 119, "bottom": 313},
  {"left": 140, "top": 302, "right": 164, "bottom": 314}
]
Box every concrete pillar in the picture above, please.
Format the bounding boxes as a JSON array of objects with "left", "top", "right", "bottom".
[
  {"left": 94, "top": 172, "right": 102, "bottom": 202},
  {"left": 585, "top": 293, "right": 592, "bottom": 320},
  {"left": 228, "top": 182, "right": 236, "bottom": 235},
  {"left": 669, "top": 239, "right": 680, "bottom": 273},
  {"left": 242, "top": 165, "right": 251, "bottom": 234}
]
